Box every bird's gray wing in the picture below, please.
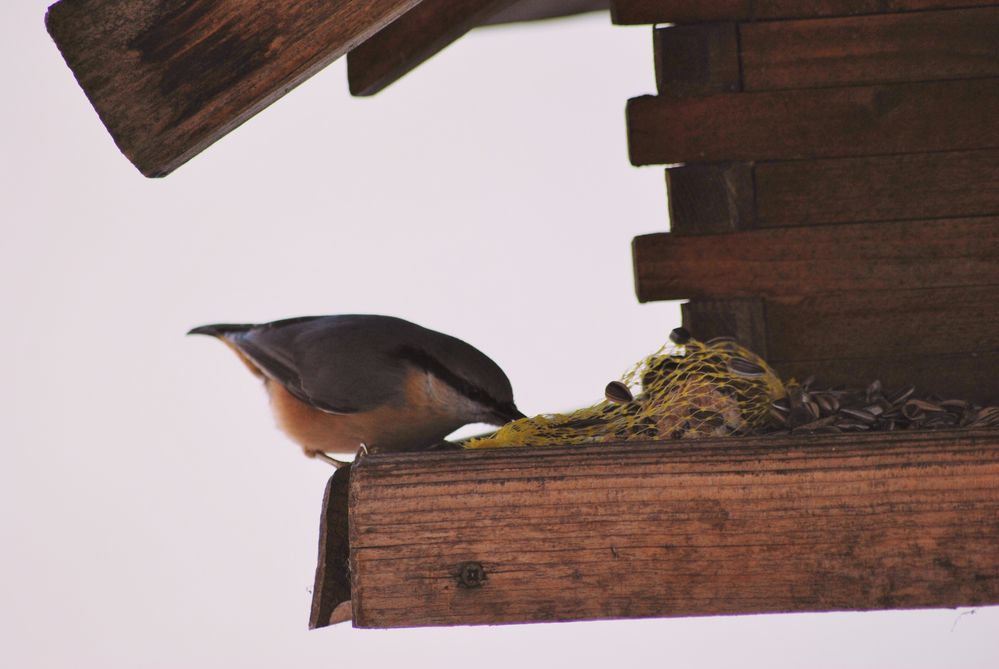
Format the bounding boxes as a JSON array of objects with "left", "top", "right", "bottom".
[{"left": 229, "top": 315, "right": 412, "bottom": 414}]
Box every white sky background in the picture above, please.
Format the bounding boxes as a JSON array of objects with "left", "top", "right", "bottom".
[{"left": 2, "top": 3, "right": 996, "bottom": 667}]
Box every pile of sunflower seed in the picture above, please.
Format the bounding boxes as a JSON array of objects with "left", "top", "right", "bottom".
[{"left": 766, "top": 378, "right": 999, "bottom": 434}]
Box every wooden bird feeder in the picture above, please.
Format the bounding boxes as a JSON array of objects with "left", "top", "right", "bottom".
[{"left": 47, "top": 0, "right": 999, "bottom": 629}]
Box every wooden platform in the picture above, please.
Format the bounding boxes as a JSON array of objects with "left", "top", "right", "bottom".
[{"left": 311, "top": 429, "right": 999, "bottom": 628}]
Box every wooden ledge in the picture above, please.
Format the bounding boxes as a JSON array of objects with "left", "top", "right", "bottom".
[{"left": 311, "top": 429, "right": 999, "bottom": 628}]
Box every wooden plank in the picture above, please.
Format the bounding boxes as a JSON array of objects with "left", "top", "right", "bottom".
[
  {"left": 611, "top": 0, "right": 749, "bottom": 24},
  {"left": 773, "top": 352, "right": 999, "bottom": 404},
  {"left": 611, "top": 0, "right": 992, "bottom": 24},
  {"left": 626, "top": 78, "right": 999, "bottom": 166},
  {"left": 756, "top": 149, "right": 999, "bottom": 227},
  {"left": 681, "top": 298, "right": 767, "bottom": 357},
  {"left": 666, "top": 163, "right": 755, "bottom": 234},
  {"left": 346, "top": 429, "right": 999, "bottom": 627},
  {"left": 310, "top": 464, "right": 353, "bottom": 628},
  {"left": 741, "top": 7, "right": 999, "bottom": 91},
  {"left": 347, "top": 0, "right": 517, "bottom": 96},
  {"left": 765, "top": 287, "right": 999, "bottom": 361},
  {"left": 45, "top": 0, "right": 422, "bottom": 177},
  {"left": 483, "top": 0, "right": 609, "bottom": 24},
  {"left": 654, "top": 23, "right": 741, "bottom": 96},
  {"left": 631, "top": 217, "right": 999, "bottom": 301}
]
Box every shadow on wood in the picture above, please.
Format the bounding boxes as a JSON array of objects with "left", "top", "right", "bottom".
[
  {"left": 310, "top": 463, "right": 353, "bottom": 628},
  {"left": 311, "top": 429, "right": 999, "bottom": 628}
]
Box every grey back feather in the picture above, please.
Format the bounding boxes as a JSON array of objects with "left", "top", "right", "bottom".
[{"left": 216, "top": 315, "right": 515, "bottom": 415}]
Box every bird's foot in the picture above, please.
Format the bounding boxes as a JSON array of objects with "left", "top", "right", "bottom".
[
  {"left": 313, "top": 444, "right": 369, "bottom": 468},
  {"left": 314, "top": 451, "right": 351, "bottom": 469}
]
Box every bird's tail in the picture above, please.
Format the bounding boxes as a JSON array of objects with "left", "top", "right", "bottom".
[{"left": 186, "top": 323, "right": 254, "bottom": 337}]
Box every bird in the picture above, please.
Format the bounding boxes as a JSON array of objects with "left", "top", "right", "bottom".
[{"left": 188, "top": 315, "right": 524, "bottom": 466}]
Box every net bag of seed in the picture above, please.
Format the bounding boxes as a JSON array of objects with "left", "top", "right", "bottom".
[{"left": 466, "top": 330, "right": 786, "bottom": 449}]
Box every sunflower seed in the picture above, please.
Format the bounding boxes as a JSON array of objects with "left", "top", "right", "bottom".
[
  {"left": 605, "top": 381, "right": 634, "bottom": 404},
  {"left": 728, "top": 356, "right": 767, "bottom": 378},
  {"left": 669, "top": 327, "right": 691, "bottom": 345}
]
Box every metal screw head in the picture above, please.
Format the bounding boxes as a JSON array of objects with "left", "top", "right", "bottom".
[{"left": 457, "top": 561, "right": 486, "bottom": 588}]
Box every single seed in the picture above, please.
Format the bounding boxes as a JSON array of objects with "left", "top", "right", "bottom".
[
  {"left": 669, "top": 327, "right": 691, "bottom": 345},
  {"left": 605, "top": 380, "right": 634, "bottom": 404}
]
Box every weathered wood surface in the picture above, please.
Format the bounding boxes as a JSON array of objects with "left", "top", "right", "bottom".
[
  {"left": 340, "top": 430, "right": 999, "bottom": 628},
  {"left": 347, "top": 0, "right": 517, "bottom": 96},
  {"left": 682, "top": 290, "right": 999, "bottom": 402},
  {"left": 310, "top": 463, "right": 353, "bottom": 628},
  {"left": 654, "top": 23, "right": 741, "bottom": 96},
  {"left": 666, "top": 150, "right": 999, "bottom": 231},
  {"left": 46, "top": 0, "right": 422, "bottom": 176},
  {"left": 681, "top": 298, "right": 767, "bottom": 356},
  {"left": 764, "top": 287, "right": 999, "bottom": 360},
  {"left": 740, "top": 7, "right": 999, "bottom": 91},
  {"left": 633, "top": 217, "right": 999, "bottom": 301},
  {"left": 666, "top": 163, "right": 755, "bottom": 234},
  {"left": 611, "top": 0, "right": 993, "bottom": 24},
  {"left": 627, "top": 78, "right": 999, "bottom": 165},
  {"left": 773, "top": 353, "right": 999, "bottom": 404},
  {"left": 483, "top": 0, "right": 609, "bottom": 24},
  {"left": 756, "top": 149, "right": 999, "bottom": 227}
]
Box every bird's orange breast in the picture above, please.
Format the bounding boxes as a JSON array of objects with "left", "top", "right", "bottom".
[{"left": 266, "top": 367, "right": 473, "bottom": 458}]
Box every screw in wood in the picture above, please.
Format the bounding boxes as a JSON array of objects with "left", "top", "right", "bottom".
[{"left": 456, "top": 561, "right": 486, "bottom": 588}]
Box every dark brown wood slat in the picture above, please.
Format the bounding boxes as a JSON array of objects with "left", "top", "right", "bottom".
[
  {"left": 45, "top": 0, "right": 422, "bottom": 177},
  {"left": 773, "top": 352, "right": 999, "bottom": 403},
  {"left": 348, "top": 0, "right": 517, "bottom": 97},
  {"left": 741, "top": 7, "right": 999, "bottom": 91},
  {"left": 666, "top": 163, "right": 755, "bottom": 233},
  {"left": 310, "top": 464, "right": 353, "bottom": 628},
  {"left": 765, "top": 287, "right": 999, "bottom": 360},
  {"left": 755, "top": 149, "right": 999, "bottom": 227},
  {"left": 681, "top": 298, "right": 767, "bottom": 356},
  {"left": 611, "top": 0, "right": 992, "bottom": 24},
  {"left": 345, "top": 430, "right": 999, "bottom": 627},
  {"left": 627, "top": 78, "right": 999, "bottom": 166},
  {"left": 654, "top": 23, "right": 741, "bottom": 96},
  {"left": 632, "top": 217, "right": 999, "bottom": 301},
  {"left": 483, "top": 0, "right": 609, "bottom": 24}
]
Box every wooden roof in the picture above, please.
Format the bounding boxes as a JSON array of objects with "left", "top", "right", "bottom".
[{"left": 46, "top": 0, "right": 608, "bottom": 177}]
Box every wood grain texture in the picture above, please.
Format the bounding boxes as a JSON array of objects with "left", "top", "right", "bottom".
[
  {"left": 347, "top": 0, "right": 517, "bottom": 96},
  {"left": 681, "top": 298, "right": 767, "bottom": 357},
  {"left": 45, "top": 0, "right": 422, "bottom": 176},
  {"left": 632, "top": 217, "right": 999, "bottom": 301},
  {"left": 756, "top": 149, "right": 999, "bottom": 227},
  {"left": 666, "top": 163, "right": 755, "bottom": 234},
  {"left": 764, "top": 287, "right": 999, "bottom": 361},
  {"left": 611, "top": 0, "right": 992, "bottom": 24},
  {"left": 483, "top": 0, "right": 609, "bottom": 24},
  {"left": 346, "top": 429, "right": 999, "bottom": 627},
  {"left": 773, "top": 353, "right": 999, "bottom": 403},
  {"left": 654, "top": 23, "right": 741, "bottom": 96},
  {"left": 741, "top": 7, "right": 999, "bottom": 91},
  {"left": 310, "top": 464, "right": 353, "bottom": 629},
  {"left": 627, "top": 78, "right": 999, "bottom": 166}
]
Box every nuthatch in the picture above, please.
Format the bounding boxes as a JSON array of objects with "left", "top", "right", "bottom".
[{"left": 189, "top": 315, "right": 524, "bottom": 466}]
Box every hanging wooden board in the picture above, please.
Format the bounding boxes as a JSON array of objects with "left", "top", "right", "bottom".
[
  {"left": 45, "top": 0, "right": 423, "bottom": 176},
  {"left": 332, "top": 430, "right": 999, "bottom": 628}
]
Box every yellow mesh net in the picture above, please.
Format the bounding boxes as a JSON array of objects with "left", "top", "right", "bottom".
[{"left": 466, "top": 329, "right": 785, "bottom": 449}]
